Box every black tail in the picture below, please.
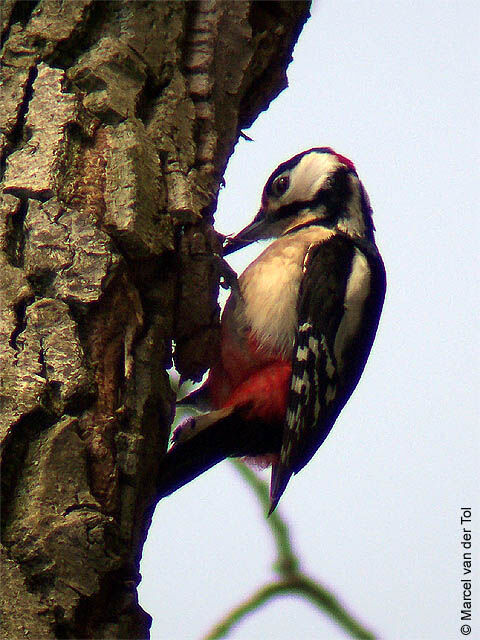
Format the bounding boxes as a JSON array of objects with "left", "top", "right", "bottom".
[
  {"left": 268, "top": 463, "right": 293, "bottom": 515},
  {"left": 157, "top": 407, "right": 282, "bottom": 500}
]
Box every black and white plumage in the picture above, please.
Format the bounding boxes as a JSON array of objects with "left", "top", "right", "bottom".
[
  {"left": 270, "top": 233, "right": 386, "bottom": 510},
  {"left": 158, "top": 148, "right": 386, "bottom": 512}
]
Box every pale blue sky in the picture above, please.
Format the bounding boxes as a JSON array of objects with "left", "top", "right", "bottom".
[{"left": 140, "top": 2, "right": 479, "bottom": 638}]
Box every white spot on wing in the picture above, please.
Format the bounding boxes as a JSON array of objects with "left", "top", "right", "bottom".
[
  {"left": 299, "top": 322, "right": 312, "bottom": 332},
  {"left": 334, "top": 249, "right": 371, "bottom": 370},
  {"left": 320, "top": 335, "right": 335, "bottom": 378},
  {"left": 296, "top": 345, "right": 308, "bottom": 361},
  {"left": 308, "top": 335, "right": 319, "bottom": 356},
  {"left": 292, "top": 374, "right": 304, "bottom": 394}
]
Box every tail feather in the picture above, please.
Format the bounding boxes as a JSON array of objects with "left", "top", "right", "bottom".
[
  {"left": 157, "top": 406, "right": 282, "bottom": 500},
  {"left": 268, "top": 463, "right": 293, "bottom": 515}
]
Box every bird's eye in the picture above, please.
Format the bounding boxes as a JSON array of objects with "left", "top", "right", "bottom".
[{"left": 271, "top": 175, "right": 290, "bottom": 197}]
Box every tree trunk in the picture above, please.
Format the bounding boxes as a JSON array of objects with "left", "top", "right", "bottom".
[{"left": 0, "top": 1, "right": 310, "bottom": 637}]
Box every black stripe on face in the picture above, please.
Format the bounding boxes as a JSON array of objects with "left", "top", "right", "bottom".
[{"left": 271, "top": 166, "right": 353, "bottom": 222}]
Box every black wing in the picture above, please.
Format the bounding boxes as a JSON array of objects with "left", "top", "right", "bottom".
[{"left": 270, "top": 234, "right": 386, "bottom": 510}]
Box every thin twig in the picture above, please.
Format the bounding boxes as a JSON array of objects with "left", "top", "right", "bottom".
[
  {"left": 201, "top": 460, "right": 376, "bottom": 640},
  {"left": 203, "top": 582, "right": 289, "bottom": 640},
  {"left": 204, "top": 576, "right": 375, "bottom": 640},
  {"left": 231, "top": 459, "right": 299, "bottom": 574}
]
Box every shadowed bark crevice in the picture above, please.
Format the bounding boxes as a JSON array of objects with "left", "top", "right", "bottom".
[
  {"left": 8, "top": 295, "right": 32, "bottom": 349},
  {"left": 4, "top": 197, "right": 27, "bottom": 268},
  {"left": 46, "top": 1, "right": 115, "bottom": 72},
  {"left": 0, "top": 66, "right": 38, "bottom": 174},
  {"left": 0, "top": 0, "right": 40, "bottom": 48}
]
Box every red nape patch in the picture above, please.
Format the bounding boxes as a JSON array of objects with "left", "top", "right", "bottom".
[
  {"left": 223, "top": 361, "right": 292, "bottom": 423},
  {"left": 334, "top": 152, "right": 356, "bottom": 172},
  {"left": 321, "top": 147, "right": 356, "bottom": 171}
]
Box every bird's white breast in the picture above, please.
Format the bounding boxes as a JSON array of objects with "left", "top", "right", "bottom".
[{"left": 239, "top": 226, "right": 334, "bottom": 357}]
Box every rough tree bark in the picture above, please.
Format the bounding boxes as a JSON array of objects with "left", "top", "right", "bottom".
[{"left": 0, "top": 2, "right": 310, "bottom": 638}]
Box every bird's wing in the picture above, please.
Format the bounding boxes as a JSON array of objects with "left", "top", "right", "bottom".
[{"left": 269, "top": 234, "right": 386, "bottom": 511}]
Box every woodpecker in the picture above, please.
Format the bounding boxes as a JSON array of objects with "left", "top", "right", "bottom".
[{"left": 159, "top": 148, "right": 386, "bottom": 513}]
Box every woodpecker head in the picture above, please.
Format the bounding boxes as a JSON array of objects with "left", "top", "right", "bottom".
[{"left": 224, "top": 148, "right": 375, "bottom": 255}]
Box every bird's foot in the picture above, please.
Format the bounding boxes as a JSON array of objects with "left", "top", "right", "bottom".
[{"left": 216, "top": 254, "right": 240, "bottom": 295}]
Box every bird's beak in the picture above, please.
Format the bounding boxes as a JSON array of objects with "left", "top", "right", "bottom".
[{"left": 222, "top": 210, "right": 267, "bottom": 255}]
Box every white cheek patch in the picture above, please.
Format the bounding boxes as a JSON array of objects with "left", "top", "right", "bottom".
[{"left": 284, "top": 152, "right": 341, "bottom": 205}]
